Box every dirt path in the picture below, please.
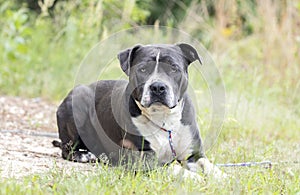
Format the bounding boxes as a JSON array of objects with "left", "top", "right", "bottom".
[
  {"left": 0, "top": 96, "right": 95, "bottom": 179},
  {"left": 0, "top": 96, "right": 57, "bottom": 132}
]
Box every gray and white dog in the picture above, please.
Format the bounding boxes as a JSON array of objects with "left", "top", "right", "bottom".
[{"left": 53, "top": 43, "right": 225, "bottom": 179}]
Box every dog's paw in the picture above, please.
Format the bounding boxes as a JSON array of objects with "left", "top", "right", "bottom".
[
  {"left": 73, "top": 151, "right": 97, "bottom": 163},
  {"left": 168, "top": 163, "right": 204, "bottom": 182},
  {"left": 197, "top": 158, "right": 228, "bottom": 180}
]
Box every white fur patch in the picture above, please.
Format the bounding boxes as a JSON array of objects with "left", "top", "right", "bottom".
[
  {"left": 155, "top": 50, "right": 160, "bottom": 67},
  {"left": 196, "top": 158, "right": 228, "bottom": 179},
  {"left": 168, "top": 163, "right": 204, "bottom": 182},
  {"left": 132, "top": 100, "right": 194, "bottom": 164}
]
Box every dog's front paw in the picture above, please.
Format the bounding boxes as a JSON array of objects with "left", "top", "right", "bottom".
[
  {"left": 197, "top": 158, "right": 227, "bottom": 180},
  {"left": 168, "top": 163, "right": 204, "bottom": 182}
]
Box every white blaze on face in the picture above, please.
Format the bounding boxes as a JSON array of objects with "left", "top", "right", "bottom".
[
  {"left": 140, "top": 50, "right": 175, "bottom": 107},
  {"left": 155, "top": 50, "right": 160, "bottom": 72}
]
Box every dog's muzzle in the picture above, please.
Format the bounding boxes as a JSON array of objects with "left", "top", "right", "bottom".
[{"left": 140, "top": 81, "right": 175, "bottom": 108}]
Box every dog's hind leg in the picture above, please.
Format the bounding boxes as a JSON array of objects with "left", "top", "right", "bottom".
[
  {"left": 54, "top": 116, "right": 97, "bottom": 163},
  {"left": 55, "top": 88, "right": 97, "bottom": 163}
]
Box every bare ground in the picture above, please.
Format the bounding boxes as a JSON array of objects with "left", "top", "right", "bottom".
[{"left": 0, "top": 96, "right": 96, "bottom": 179}]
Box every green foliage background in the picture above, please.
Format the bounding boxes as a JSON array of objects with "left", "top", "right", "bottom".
[{"left": 1, "top": 0, "right": 299, "bottom": 102}]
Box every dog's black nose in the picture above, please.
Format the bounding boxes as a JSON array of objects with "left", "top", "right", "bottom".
[{"left": 150, "top": 82, "right": 167, "bottom": 95}]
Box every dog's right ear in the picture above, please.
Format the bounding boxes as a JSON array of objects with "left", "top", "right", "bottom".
[
  {"left": 176, "top": 43, "right": 203, "bottom": 65},
  {"left": 117, "top": 45, "right": 142, "bottom": 76}
]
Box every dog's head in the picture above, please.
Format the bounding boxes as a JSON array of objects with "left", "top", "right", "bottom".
[{"left": 118, "top": 43, "right": 202, "bottom": 109}]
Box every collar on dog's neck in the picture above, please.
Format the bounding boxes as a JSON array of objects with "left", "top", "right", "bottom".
[
  {"left": 133, "top": 100, "right": 184, "bottom": 159},
  {"left": 141, "top": 114, "right": 177, "bottom": 159}
]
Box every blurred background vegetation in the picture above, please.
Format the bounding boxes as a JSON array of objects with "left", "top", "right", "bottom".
[
  {"left": 1, "top": 0, "right": 299, "bottom": 98},
  {"left": 0, "top": 0, "right": 299, "bottom": 133}
]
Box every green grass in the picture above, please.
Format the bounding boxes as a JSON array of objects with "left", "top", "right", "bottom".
[{"left": 1, "top": 139, "right": 299, "bottom": 194}]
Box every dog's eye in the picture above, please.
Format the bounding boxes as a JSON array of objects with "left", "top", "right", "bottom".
[
  {"left": 171, "top": 66, "right": 178, "bottom": 73},
  {"left": 140, "top": 68, "right": 146, "bottom": 73}
]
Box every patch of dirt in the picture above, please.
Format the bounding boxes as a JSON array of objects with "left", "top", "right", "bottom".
[
  {"left": 0, "top": 130, "right": 97, "bottom": 179},
  {"left": 0, "top": 96, "right": 96, "bottom": 179},
  {"left": 0, "top": 96, "right": 57, "bottom": 132}
]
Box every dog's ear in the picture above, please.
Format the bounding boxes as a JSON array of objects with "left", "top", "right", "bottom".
[
  {"left": 176, "top": 43, "right": 203, "bottom": 65},
  {"left": 117, "top": 45, "right": 142, "bottom": 76}
]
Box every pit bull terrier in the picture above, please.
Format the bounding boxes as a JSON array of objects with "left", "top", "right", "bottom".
[{"left": 53, "top": 43, "right": 225, "bottom": 179}]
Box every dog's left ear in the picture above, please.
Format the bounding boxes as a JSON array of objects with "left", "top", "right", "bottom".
[
  {"left": 118, "top": 45, "right": 142, "bottom": 76},
  {"left": 176, "top": 43, "right": 203, "bottom": 65}
]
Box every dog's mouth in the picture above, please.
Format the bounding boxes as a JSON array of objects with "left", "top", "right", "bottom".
[
  {"left": 137, "top": 96, "right": 177, "bottom": 110},
  {"left": 142, "top": 98, "right": 174, "bottom": 108}
]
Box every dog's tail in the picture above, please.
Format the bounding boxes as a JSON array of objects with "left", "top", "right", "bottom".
[{"left": 52, "top": 140, "right": 62, "bottom": 148}]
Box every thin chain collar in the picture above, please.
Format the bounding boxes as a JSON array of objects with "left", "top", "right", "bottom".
[{"left": 143, "top": 116, "right": 177, "bottom": 159}]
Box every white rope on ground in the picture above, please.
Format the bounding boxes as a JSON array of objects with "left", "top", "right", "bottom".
[{"left": 216, "top": 160, "right": 300, "bottom": 168}]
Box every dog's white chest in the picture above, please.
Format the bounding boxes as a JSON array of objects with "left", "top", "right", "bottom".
[{"left": 131, "top": 103, "right": 194, "bottom": 164}]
